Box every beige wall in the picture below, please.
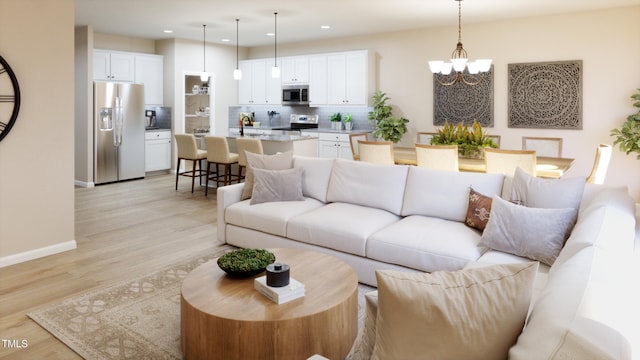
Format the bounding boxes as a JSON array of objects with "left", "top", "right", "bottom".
[
  {"left": 248, "top": 6, "right": 640, "bottom": 200},
  {"left": 0, "top": 0, "right": 75, "bottom": 265}
]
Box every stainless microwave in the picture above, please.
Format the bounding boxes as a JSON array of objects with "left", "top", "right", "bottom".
[{"left": 282, "top": 85, "right": 309, "bottom": 105}]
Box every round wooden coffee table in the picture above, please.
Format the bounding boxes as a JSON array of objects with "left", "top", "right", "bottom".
[{"left": 180, "top": 247, "right": 358, "bottom": 360}]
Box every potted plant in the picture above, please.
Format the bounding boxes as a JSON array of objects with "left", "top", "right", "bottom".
[
  {"left": 329, "top": 112, "right": 342, "bottom": 130},
  {"left": 343, "top": 113, "right": 353, "bottom": 131},
  {"left": 368, "top": 91, "right": 409, "bottom": 143},
  {"left": 431, "top": 119, "right": 498, "bottom": 158},
  {"left": 610, "top": 88, "right": 640, "bottom": 159}
]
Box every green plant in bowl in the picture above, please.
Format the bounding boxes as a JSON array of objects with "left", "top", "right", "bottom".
[{"left": 217, "top": 248, "right": 276, "bottom": 278}]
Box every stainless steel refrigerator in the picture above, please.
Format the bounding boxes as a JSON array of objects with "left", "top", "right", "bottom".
[{"left": 94, "top": 82, "right": 145, "bottom": 184}]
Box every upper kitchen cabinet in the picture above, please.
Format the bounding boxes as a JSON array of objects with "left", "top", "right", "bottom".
[
  {"left": 308, "top": 55, "right": 328, "bottom": 106},
  {"left": 134, "top": 54, "right": 164, "bottom": 105},
  {"left": 93, "top": 50, "right": 135, "bottom": 82},
  {"left": 281, "top": 56, "right": 309, "bottom": 84},
  {"left": 326, "top": 50, "right": 373, "bottom": 106},
  {"left": 238, "top": 59, "right": 281, "bottom": 105}
]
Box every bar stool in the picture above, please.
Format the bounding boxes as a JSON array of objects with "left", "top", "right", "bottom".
[
  {"left": 236, "top": 137, "right": 264, "bottom": 181},
  {"left": 204, "top": 136, "right": 240, "bottom": 196},
  {"left": 174, "top": 134, "right": 208, "bottom": 193}
]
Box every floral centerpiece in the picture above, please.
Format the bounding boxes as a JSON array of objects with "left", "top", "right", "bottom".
[{"left": 430, "top": 120, "right": 498, "bottom": 158}]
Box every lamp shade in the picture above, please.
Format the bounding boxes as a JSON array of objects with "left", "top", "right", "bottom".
[
  {"left": 271, "top": 66, "right": 280, "bottom": 78},
  {"left": 467, "top": 61, "right": 479, "bottom": 74},
  {"left": 428, "top": 61, "right": 443, "bottom": 74},
  {"left": 440, "top": 63, "right": 454, "bottom": 75},
  {"left": 451, "top": 58, "right": 467, "bottom": 72},
  {"left": 476, "top": 59, "right": 492, "bottom": 72},
  {"left": 233, "top": 68, "right": 242, "bottom": 80},
  {"left": 200, "top": 72, "right": 209, "bottom": 81}
]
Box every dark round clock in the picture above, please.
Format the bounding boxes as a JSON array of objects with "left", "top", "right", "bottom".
[{"left": 0, "top": 55, "right": 21, "bottom": 142}]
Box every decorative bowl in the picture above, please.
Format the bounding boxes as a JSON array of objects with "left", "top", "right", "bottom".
[{"left": 217, "top": 248, "right": 276, "bottom": 278}]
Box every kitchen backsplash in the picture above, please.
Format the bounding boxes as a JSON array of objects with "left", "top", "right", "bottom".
[
  {"left": 228, "top": 105, "right": 374, "bottom": 130},
  {"left": 145, "top": 106, "right": 172, "bottom": 129}
]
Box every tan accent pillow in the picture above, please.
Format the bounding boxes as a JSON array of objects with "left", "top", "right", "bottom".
[
  {"left": 465, "top": 187, "right": 493, "bottom": 231},
  {"left": 249, "top": 167, "right": 304, "bottom": 205},
  {"left": 241, "top": 151, "right": 293, "bottom": 200},
  {"left": 371, "top": 262, "right": 538, "bottom": 360}
]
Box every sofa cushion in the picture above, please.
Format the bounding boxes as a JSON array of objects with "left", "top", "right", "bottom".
[
  {"left": 293, "top": 156, "right": 334, "bottom": 203},
  {"left": 287, "top": 202, "right": 401, "bottom": 257},
  {"left": 241, "top": 151, "right": 293, "bottom": 200},
  {"left": 225, "top": 197, "right": 324, "bottom": 237},
  {"left": 401, "top": 166, "right": 504, "bottom": 222},
  {"left": 480, "top": 195, "right": 577, "bottom": 266},
  {"left": 326, "top": 159, "right": 408, "bottom": 215},
  {"left": 370, "top": 263, "right": 538, "bottom": 360},
  {"left": 367, "top": 215, "right": 485, "bottom": 272},
  {"left": 511, "top": 167, "right": 585, "bottom": 210},
  {"left": 250, "top": 167, "right": 304, "bottom": 205},
  {"left": 465, "top": 187, "right": 493, "bottom": 231}
]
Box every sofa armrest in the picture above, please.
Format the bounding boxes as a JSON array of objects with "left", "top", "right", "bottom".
[{"left": 217, "top": 183, "right": 245, "bottom": 243}]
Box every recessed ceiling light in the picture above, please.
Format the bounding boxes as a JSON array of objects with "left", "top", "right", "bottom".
[
  {"left": 321, "top": 25, "right": 331, "bottom": 29},
  {"left": 163, "top": 29, "right": 174, "bottom": 34},
  {"left": 221, "top": 39, "right": 230, "bottom": 42}
]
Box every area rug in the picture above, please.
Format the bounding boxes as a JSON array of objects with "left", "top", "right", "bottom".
[{"left": 28, "top": 245, "right": 375, "bottom": 360}]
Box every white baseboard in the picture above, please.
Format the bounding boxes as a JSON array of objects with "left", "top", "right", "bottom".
[
  {"left": 0, "top": 240, "right": 77, "bottom": 268},
  {"left": 74, "top": 179, "right": 95, "bottom": 188}
]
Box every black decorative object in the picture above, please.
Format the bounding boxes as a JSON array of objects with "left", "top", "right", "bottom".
[
  {"left": 508, "top": 60, "right": 582, "bottom": 129},
  {"left": 217, "top": 248, "right": 276, "bottom": 278},
  {"left": 433, "top": 67, "right": 494, "bottom": 127},
  {"left": 0, "top": 55, "right": 21, "bottom": 142},
  {"left": 266, "top": 263, "right": 290, "bottom": 287}
]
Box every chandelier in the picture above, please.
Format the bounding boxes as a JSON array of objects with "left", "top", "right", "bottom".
[{"left": 428, "top": 0, "right": 491, "bottom": 86}]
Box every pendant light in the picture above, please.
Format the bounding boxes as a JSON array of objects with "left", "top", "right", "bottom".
[
  {"left": 200, "top": 24, "right": 209, "bottom": 82},
  {"left": 271, "top": 12, "right": 280, "bottom": 78},
  {"left": 233, "top": 19, "right": 242, "bottom": 80}
]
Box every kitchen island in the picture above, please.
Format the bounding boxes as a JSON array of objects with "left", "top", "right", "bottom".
[{"left": 227, "top": 134, "right": 318, "bottom": 157}]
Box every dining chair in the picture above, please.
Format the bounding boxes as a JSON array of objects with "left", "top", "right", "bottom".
[
  {"left": 358, "top": 140, "right": 395, "bottom": 165},
  {"left": 522, "top": 136, "right": 563, "bottom": 157},
  {"left": 174, "top": 134, "right": 208, "bottom": 193},
  {"left": 236, "top": 137, "right": 264, "bottom": 180},
  {"left": 349, "top": 132, "right": 369, "bottom": 160},
  {"left": 586, "top": 144, "right": 612, "bottom": 184},
  {"left": 484, "top": 148, "right": 537, "bottom": 176},
  {"left": 415, "top": 144, "right": 459, "bottom": 171},
  {"left": 416, "top": 132, "right": 436, "bottom": 145},
  {"left": 204, "top": 136, "right": 240, "bottom": 196}
]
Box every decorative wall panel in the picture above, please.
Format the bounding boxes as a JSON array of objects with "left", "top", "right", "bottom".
[
  {"left": 433, "top": 67, "right": 494, "bottom": 127},
  {"left": 508, "top": 60, "right": 582, "bottom": 129}
]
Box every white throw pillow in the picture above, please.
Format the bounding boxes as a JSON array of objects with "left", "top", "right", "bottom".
[
  {"left": 511, "top": 167, "right": 585, "bottom": 210},
  {"left": 249, "top": 167, "right": 304, "bottom": 205},
  {"left": 370, "top": 263, "right": 538, "bottom": 360},
  {"left": 480, "top": 195, "right": 577, "bottom": 266},
  {"left": 293, "top": 156, "right": 334, "bottom": 203}
]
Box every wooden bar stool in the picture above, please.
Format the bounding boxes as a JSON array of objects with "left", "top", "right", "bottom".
[
  {"left": 174, "top": 134, "right": 208, "bottom": 193},
  {"left": 204, "top": 136, "right": 240, "bottom": 196}
]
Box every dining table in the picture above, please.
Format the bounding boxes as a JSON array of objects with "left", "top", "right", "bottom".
[{"left": 393, "top": 147, "right": 575, "bottom": 179}]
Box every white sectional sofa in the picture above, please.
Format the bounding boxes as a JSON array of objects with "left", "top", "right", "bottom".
[{"left": 217, "top": 156, "right": 637, "bottom": 359}]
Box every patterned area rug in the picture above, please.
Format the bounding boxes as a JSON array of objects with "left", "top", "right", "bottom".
[{"left": 28, "top": 245, "right": 375, "bottom": 360}]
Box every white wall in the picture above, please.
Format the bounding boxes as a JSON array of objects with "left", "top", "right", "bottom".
[
  {"left": 0, "top": 0, "right": 75, "bottom": 265},
  {"left": 248, "top": 6, "right": 640, "bottom": 200}
]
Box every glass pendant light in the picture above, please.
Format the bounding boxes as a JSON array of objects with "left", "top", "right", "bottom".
[
  {"left": 200, "top": 24, "right": 209, "bottom": 81},
  {"left": 233, "top": 19, "right": 242, "bottom": 80},
  {"left": 271, "top": 12, "right": 280, "bottom": 78}
]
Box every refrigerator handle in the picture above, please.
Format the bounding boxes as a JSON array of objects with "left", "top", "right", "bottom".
[{"left": 114, "top": 97, "right": 123, "bottom": 146}]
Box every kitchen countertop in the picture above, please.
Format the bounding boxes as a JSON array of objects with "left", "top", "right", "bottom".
[
  {"left": 145, "top": 128, "right": 171, "bottom": 132},
  {"left": 230, "top": 127, "right": 373, "bottom": 135},
  {"left": 228, "top": 134, "right": 315, "bottom": 142}
]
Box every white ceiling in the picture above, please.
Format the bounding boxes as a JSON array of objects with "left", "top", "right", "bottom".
[{"left": 75, "top": 0, "right": 639, "bottom": 47}]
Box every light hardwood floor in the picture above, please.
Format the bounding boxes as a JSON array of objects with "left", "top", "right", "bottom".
[{"left": 1, "top": 174, "right": 224, "bottom": 359}]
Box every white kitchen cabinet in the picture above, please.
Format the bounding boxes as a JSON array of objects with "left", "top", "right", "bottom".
[
  {"left": 318, "top": 132, "right": 353, "bottom": 160},
  {"left": 134, "top": 54, "right": 164, "bottom": 105},
  {"left": 93, "top": 50, "right": 135, "bottom": 82},
  {"left": 327, "top": 50, "right": 370, "bottom": 106},
  {"left": 238, "top": 59, "right": 281, "bottom": 105},
  {"left": 281, "top": 56, "right": 309, "bottom": 84},
  {"left": 145, "top": 131, "right": 172, "bottom": 172},
  {"left": 308, "top": 55, "right": 328, "bottom": 106}
]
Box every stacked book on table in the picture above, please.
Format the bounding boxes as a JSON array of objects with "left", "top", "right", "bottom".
[{"left": 254, "top": 276, "right": 305, "bottom": 304}]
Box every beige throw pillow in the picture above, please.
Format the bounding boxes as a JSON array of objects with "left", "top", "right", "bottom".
[
  {"left": 249, "top": 167, "right": 304, "bottom": 205},
  {"left": 241, "top": 151, "right": 293, "bottom": 200},
  {"left": 371, "top": 262, "right": 538, "bottom": 360}
]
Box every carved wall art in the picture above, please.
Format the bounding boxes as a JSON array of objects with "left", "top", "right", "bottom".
[
  {"left": 508, "top": 60, "right": 582, "bottom": 129},
  {"left": 433, "top": 67, "right": 494, "bottom": 127}
]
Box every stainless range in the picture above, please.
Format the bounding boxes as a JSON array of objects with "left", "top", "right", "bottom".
[{"left": 272, "top": 114, "right": 319, "bottom": 134}]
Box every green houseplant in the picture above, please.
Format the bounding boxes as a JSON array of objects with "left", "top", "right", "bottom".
[
  {"left": 343, "top": 113, "right": 353, "bottom": 130},
  {"left": 329, "top": 112, "right": 342, "bottom": 130},
  {"left": 368, "top": 91, "right": 409, "bottom": 143},
  {"left": 610, "top": 88, "right": 640, "bottom": 159},
  {"left": 431, "top": 119, "right": 498, "bottom": 158}
]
